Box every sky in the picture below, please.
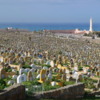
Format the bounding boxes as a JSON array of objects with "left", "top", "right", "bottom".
[{"left": 0, "top": 0, "right": 100, "bottom": 23}]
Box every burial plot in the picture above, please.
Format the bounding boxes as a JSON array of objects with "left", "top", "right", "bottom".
[{"left": 9, "top": 64, "right": 22, "bottom": 71}]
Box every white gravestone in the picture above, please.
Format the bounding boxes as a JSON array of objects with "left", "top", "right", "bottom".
[
  {"left": 36, "top": 74, "right": 40, "bottom": 79},
  {"left": 66, "top": 75, "right": 70, "bottom": 81},
  {"left": 43, "top": 66, "right": 48, "bottom": 70},
  {"left": 7, "top": 80, "right": 14, "bottom": 85},
  {"left": 30, "top": 68, "right": 36, "bottom": 79},
  {"left": 66, "top": 69, "right": 70, "bottom": 74},
  {"left": 73, "top": 72, "right": 79, "bottom": 83},
  {"left": 17, "top": 74, "right": 27, "bottom": 83},
  {"left": 74, "top": 67, "right": 78, "bottom": 71},
  {"left": 24, "top": 68, "right": 30, "bottom": 73},
  {"left": 51, "top": 81, "right": 56, "bottom": 86},
  {"left": 48, "top": 73, "right": 52, "bottom": 80},
  {"left": 50, "top": 61, "right": 54, "bottom": 67},
  {"left": 19, "top": 68, "right": 25, "bottom": 75}
]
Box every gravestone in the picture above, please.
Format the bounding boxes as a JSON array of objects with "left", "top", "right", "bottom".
[
  {"left": 73, "top": 71, "right": 79, "bottom": 83},
  {"left": 0, "top": 68, "right": 6, "bottom": 78},
  {"left": 24, "top": 68, "right": 30, "bottom": 73},
  {"left": 27, "top": 71, "right": 33, "bottom": 81},
  {"left": 7, "top": 80, "right": 14, "bottom": 85},
  {"left": 51, "top": 81, "right": 56, "bottom": 86},
  {"left": 17, "top": 75, "right": 22, "bottom": 83},
  {"left": 61, "top": 74, "right": 66, "bottom": 81},
  {"left": 19, "top": 68, "right": 25, "bottom": 75},
  {"left": 12, "top": 69, "right": 17, "bottom": 72},
  {"left": 66, "top": 75, "right": 70, "bottom": 81},
  {"left": 17, "top": 74, "right": 27, "bottom": 83},
  {"left": 43, "top": 66, "right": 48, "bottom": 70},
  {"left": 50, "top": 60, "right": 54, "bottom": 67},
  {"left": 83, "top": 67, "right": 87, "bottom": 73},
  {"left": 22, "top": 74, "right": 27, "bottom": 81},
  {"left": 38, "top": 69, "right": 46, "bottom": 83},
  {"left": 66, "top": 69, "right": 70, "bottom": 74},
  {"left": 48, "top": 72, "right": 52, "bottom": 80}
]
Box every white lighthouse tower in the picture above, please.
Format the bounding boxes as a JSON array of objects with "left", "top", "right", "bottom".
[{"left": 89, "top": 18, "right": 93, "bottom": 32}]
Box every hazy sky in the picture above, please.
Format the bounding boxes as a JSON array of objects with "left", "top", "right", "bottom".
[{"left": 0, "top": 0, "right": 99, "bottom": 23}]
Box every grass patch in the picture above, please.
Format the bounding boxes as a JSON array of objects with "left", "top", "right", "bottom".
[{"left": 22, "top": 64, "right": 31, "bottom": 69}]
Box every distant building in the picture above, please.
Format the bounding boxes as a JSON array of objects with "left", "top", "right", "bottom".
[
  {"left": 7, "top": 27, "right": 13, "bottom": 30},
  {"left": 44, "top": 29, "right": 89, "bottom": 34},
  {"left": 0, "top": 28, "right": 30, "bottom": 32},
  {"left": 74, "top": 29, "right": 89, "bottom": 34},
  {"left": 44, "top": 19, "right": 93, "bottom": 34}
]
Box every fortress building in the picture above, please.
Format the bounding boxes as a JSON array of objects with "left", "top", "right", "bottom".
[{"left": 44, "top": 19, "right": 93, "bottom": 34}]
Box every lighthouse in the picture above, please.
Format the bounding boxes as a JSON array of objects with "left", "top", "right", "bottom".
[{"left": 89, "top": 18, "right": 93, "bottom": 32}]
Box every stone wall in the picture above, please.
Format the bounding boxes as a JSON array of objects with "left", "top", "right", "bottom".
[
  {"left": 34, "top": 83, "right": 85, "bottom": 100},
  {"left": 87, "top": 90, "right": 100, "bottom": 97},
  {"left": 0, "top": 84, "right": 25, "bottom": 100}
]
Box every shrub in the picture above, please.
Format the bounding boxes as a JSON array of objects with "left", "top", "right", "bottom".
[
  {"left": 78, "top": 66, "right": 83, "bottom": 71},
  {"left": 0, "top": 79, "right": 7, "bottom": 89},
  {"left": 63, "top": 81, "right": 75, "bottom": 86},
  {"left": 22, "top": 64, "right": 31, "bottom": 69},
  {"left": 41, "top": 64, "right": 51, "bottom": 68},
  {"left": 3, "top": 67, "right": 12, "bottom": 72}
]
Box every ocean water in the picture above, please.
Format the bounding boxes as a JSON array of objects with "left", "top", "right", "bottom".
[{"left": 0, "top": 23, "right": 100, "bottom": 31}]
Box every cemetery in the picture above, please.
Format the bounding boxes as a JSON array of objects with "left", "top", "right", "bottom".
[{"left": 0, "top": 31, "right": 100, "bottom": 100}]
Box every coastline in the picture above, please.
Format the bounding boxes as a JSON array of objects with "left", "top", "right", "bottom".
[{"left": 0, "top": 23, "right": 100, "bottom": 31}]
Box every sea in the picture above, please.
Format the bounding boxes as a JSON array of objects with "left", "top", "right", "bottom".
[{"left": 0, "top": 23, "right": 100, "bottom": 31}]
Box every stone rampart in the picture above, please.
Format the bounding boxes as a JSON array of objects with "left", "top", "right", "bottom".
[{"left": 0, "top": 84, "right": 25, "bottom": 100}]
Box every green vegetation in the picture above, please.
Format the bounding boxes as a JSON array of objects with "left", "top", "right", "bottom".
[
  {"left": 84, "top": 33, "right": 92, "bottom": 37},
  {"left": 63, "top": 81, "right": 75, "bottom": 86},
  {"left": 78, "top": 66, "right": 83, "bottom": 71},
  {"left": 0, "top": 79, "right": 6, "bottom": 89},
  {"left": 3, "top": 67, "right": 12, "bottom": 72},
  {"left": 95, "top": 75, "right": 100, "bottom": 78},
  {"left": 22, "top": 79, "right": 41, "bottom": 87},
  {"left": 84, "top": 65, "right": 90, "bottom": 67},
  {"left": 43, "top": 82, "right": 60, "bottom": 91},
  {"left": 80, "top": 77, "right": 97, "bottom": 89},
  {"left": 41, "top": 64, "right": 51, "bottom": 68},
  {"left": 84, "top": 31, "right": 100, "bottom": 37},
  {"left": 22, "top": 64, "right": 31, "bottom": 69},
  {"left": 13, "top": 63, "right": 19, "bottom": 65},
  {"left": 23, "top": 80, "right": 61, "bottom": 92},
  {"left": 0, "top": 77, "right": 12, "bottom": 90},
  {"left": 23, "top": 78, "right": 75, "bottom": 95},
  {"left": 93, "top": 31, "right": 100, "bottom": 37}
]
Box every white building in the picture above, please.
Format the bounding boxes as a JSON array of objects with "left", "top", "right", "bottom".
[{"left": 89, "top": 18, "right": 93, "bottom": 32}]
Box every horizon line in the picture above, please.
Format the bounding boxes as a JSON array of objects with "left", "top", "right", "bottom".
[{"left": 0, "top": 22, "right": 100, "bottom": 24}]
